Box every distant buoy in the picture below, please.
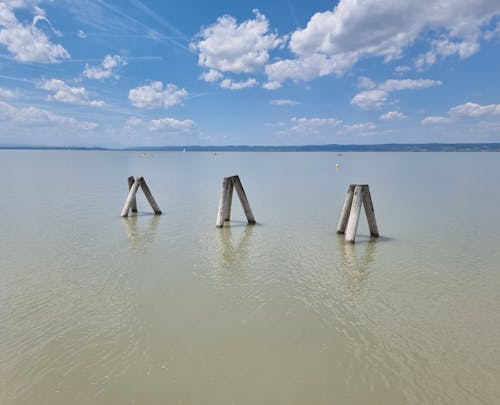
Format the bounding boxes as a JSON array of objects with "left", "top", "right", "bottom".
[{"left": 336, "top": 163, "right": 340, "bottom": 168}]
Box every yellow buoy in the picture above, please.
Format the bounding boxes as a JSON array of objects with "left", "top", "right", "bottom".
[{"left": 336, "top": 163, "right": 340, "bottom": 168}]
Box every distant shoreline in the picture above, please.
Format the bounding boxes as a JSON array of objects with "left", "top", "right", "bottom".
[{"left": 1, "top": 143, "right": 500, "bottom": 152}]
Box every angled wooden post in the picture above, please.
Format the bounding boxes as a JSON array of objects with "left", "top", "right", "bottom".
[
  {"left": 345, "top": 185, "right": 365, "bottom": 243},
  {"left": 336, "top": 184, "right": 355, "bottom": 234},
  {"left": 363, "top": 187, "right": 379, "bottom": 237},
  {"left": 121, "top": 177, "right": 141, "bottom": 217},
  {"left": 231, "top": 175, "right": 256, "bottom": 224},
  {"left": 127, "top": 176, "right": 138, "bottom": 213},
  {"left": 121, "top": 176, "right": 162, "bottom": 217},
  {"left": 216, "top": 175, "right": 256, "bottom": 227},
  {"left": 139, "top": 177, "right": 162, "bottom": 214},
  {"left": 337, "top": 184, "right": 379, "bottom": 243},
  {"left": 224, "top": 178, "right": 234, "bottom": 222}
]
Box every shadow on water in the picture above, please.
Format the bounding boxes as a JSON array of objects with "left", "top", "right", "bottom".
[
  {"left": 121, "top": 213, "right": 160, "bottom": 253},
  {"left": 335, "top": 234, "right": 379, "bottom": 299},
  {"left": 216, "top": 224, "right": 255, "bottom": 270}
]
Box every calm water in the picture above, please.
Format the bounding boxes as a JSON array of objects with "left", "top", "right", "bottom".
[{"left": 1, "top": 151, "right": 500, "bottom": 404}]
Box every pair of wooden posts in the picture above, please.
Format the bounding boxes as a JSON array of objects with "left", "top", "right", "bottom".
[
  {"left": 337, "top": 184, "right": 379, "bottom": 243},
  {"left": 121, "top": 176, "right": 162, "bottom": 217},
  {"left": 216, "top": 175, "right": 256, "bottom": 227}
]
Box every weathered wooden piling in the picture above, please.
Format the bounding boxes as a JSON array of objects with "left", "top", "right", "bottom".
[
  {"left": 121, "top": 176, "right": 162, "bottom": 217},
  {"left": 216, "top": 175, "right": 256, "bottom": 228},
  {"left": 127, "top": 176, "right": 138, "bottom": 213},
  {"left": 337, "top": 184, "right": 378, "bottom": 243}
]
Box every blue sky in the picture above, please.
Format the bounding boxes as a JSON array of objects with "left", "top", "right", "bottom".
[{"left": 0, "top": 0, "right": 499, "bottom": 147}]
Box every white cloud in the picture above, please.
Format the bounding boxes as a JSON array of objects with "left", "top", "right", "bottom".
[
  {"left": 421, "top": 116, "right": 452, "bottom": 125},
  {"left": 199, "top": 69, "right": 223, "bottom": 83},
  {"left": 0, "top": 87, "right": 16, "bottom": 98},
  {"left": 395, "top": 65, "right": 411, "bottom": 73},
  {"left": 379, "top": 78, "right": 442, "bottom": 91},
  {"left": 416, "top": 39, "right": 480, "bottom": 69},
  {"left": 78, "top": 30, "right": 87, "bottom": 39},
  {"left": 220, "top": 78, "right": 257, "bottom": 90},
  {"left": 357, "top": 76, "right": 376, "bottom": 89},
  {"left": 265, "top": 0, "right": 500, "bottom": 84},
  {"left": 126, "top": 116, "right": 195, "bottom": 132},
  {"left": 343, "top": 122, "right": 376, "bottom": 131},
  {"left": 192, "top": 9, "right": 283, "bottom": 75},
  {"left": 289, "top": 117, "right": 342, "bottom": 133},
  {"left": 270, "top": 99, "right": 299, "bottom": 106},
  {"left": 262, "top": 81, "right": 282, "bottom": 90},
  {"left": 39, "top": 79, "right": 105, "bottom": 107},
  {"left": 129, "top": 81, "right": 188, "bottom": 108},
  {"left": 0, "top": 100, "right": 97, "bottom": 130},
  {"left": 449, "top": 102, "right": 500, "bottom": 117},
  {"left": 351, "top": 89, "right": 388, "bottom": 110},
  {"left": 83, "top": 54, "right": 126, "bottom": 80},
  {"left": 352, "top": 78, "right": 442, "bottom": 109},
  {"left": 379, "top": 111, "right": 407, "bottom": 121},
  {"left": 0, "top": 2, "right": 70, "bottom": 63},
  {"left": 422, "top": 101, "right": 500, "bottom": 124}
]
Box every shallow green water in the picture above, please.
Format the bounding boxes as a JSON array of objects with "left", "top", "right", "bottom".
[{"left": 1, "top": 151, "right": 500, "bottom": 404}]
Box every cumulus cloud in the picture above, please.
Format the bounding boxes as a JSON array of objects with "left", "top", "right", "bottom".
[
  {"left": 0, "top": 100, "right": 97, "bottom": 130},
  {"left": 379, "top": 111, "right": 407, "bottom": 121},
  {"left": 283, "top": 116, "right": 376, "bottom": 135},
  {"left": 357, "top": 76, "right": 376, "bottom": 89},
  {"left": 39, "top": 79, "right": 105, "bottom": 107},
  {"left": 126, "top": 116, "right": 195, "bottom": 132},
  {"left": 422, "top": 101, "right": 500, "bottom": 124},
  {"left": 129, "top": 81, "right": 187, "bottom": 108},
  {"left": 289, "top": 117, "right": 342, "bottom": 133},
  {"left": 270, "top": 99, "right": 299, "bottom": 106},
  {"left": 219, "top": 78, "right": 257, "bottom": 90},
  {"left": 192, "top": 9, "right": 283, "bottom": 76},
  {"left": 449, "top": 102, "right": 500, "bottom": 117},
  {"left": 83, "top": 54, "right": 126, "bottom": 80},
  {"left": 416, "top": 39, "right": 480, "bottom": 70},
  {"left": 343, "top": 122, "right": 376, "bottom": 131},
  {"left": 265, "top": 0, "right": 500, "bottom": 84},
  {"left": 262, "top": 81, "right": 282, "bottom": 90},
  {"left": 199, "top": 69, "right": 223, "bottom": 83},
  {"left": 352, "top": 78, "right": 442, "bottom": 109},
  {"left": 0, "top": 2, "right": 70, "bottom": 63},
  {"left": 421, "top": 116, "right": 452, "bottom": 125},
  {"left": 351, "top": 90, "right": 388, "bottom": 110},
  {"left": 0, "top": 87, "right": 16, "bottom": 98}
]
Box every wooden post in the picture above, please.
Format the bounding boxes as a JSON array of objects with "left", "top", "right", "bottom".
[
  {"left": 121, "top": 177, "right": 141, "bottom": 217},
  {"left": 139, "top": 177, "right": 162, "bottom": 214},
  {"left": 121, "top": 176, "right": 162, "bottom": 217},
  {"left": 216, "top": 177, "right": 231, "bottom": 227},
  {"left": 336, "top": 184, "right": 355, "bottom": 234},
  {"left": 345, "top": 185, "right": 365, "bottom": 243},
  {"left": 363, "top": 187, "right": 379, "bottom": 237},
  {"left": 216, "top": 175, "right": 256, "bottom": 227},
  {"left": 231, "top": 176, "right": 256, "bottom": 224},
  {"left": 224, "top": 179, "right": 234, "bottom": 221},
  {"left": 338, "top": 184, "right": 379, "bottom": 243},
  {"left": 128, "top": 176, "right": 138, "bottom": 213}
]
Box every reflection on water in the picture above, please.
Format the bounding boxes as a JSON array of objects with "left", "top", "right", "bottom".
[
  {"left": 336, "top": 235, "right": 377, "bottom": 298},
  {"left": 2, "top": 151, "right": 500, "bottom": 404},
  {"left": 121, "top": 214, "right": 160, "bottom": 253},
  {"left": 217, "top": 224, "right": 254, "bottom": 269}
]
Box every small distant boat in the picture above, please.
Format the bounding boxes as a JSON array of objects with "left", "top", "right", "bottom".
[
  {"left": 140, "top": 153, "right": 153, "bottom": 158},
  {"left": 182, "top": 148, "right": 186, "bottom": 152}
]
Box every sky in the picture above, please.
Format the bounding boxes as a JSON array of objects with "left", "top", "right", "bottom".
[{"left": 0, "top": 0, "right": 499, "bottom": 147}]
